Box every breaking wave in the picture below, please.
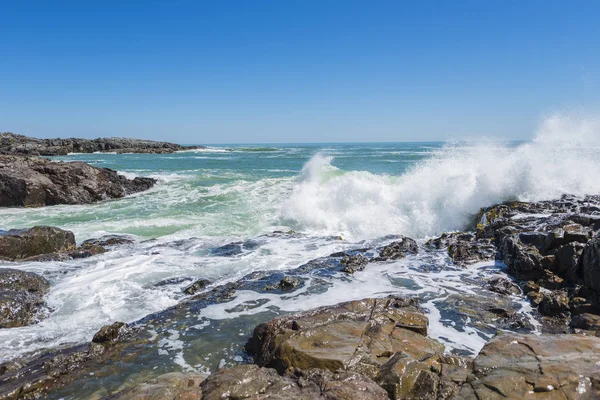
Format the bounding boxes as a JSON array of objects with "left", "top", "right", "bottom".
[{"left": 283, "top": 113, "right": 600, "bottom": 239}]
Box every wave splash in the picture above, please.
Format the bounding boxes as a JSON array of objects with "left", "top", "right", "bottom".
[{"left": 283, "top": 114, "right": 600, "bottom": 239}]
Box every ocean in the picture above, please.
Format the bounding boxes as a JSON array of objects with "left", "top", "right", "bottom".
[{"left": 1, "top": 132, "right": 600, "bottom": 392}]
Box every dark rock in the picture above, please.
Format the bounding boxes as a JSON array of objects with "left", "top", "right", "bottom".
[
  {"left": 376, "top": 237, "right": 418, "bottom": 260},
  {"left": 0, "top": 132, "right": 201, "bottom": 156},
  {"left": 498, "top": 234, "right": 544, "bottom": 280},
  {"left": 153, "top": 276, "right": 193, "bottom": 287},
  {"left": 92, "top": 322, "right": 128, "bottom": 343},
  {"left": 537, "top": 290, "right": 570, "bottom": 319},
  {"left": 340, "top": 253, "right": 369, "bottom": 273},
  {"left": 265, "top": 276, "right": 302, "bottom": 291},
  {"left": 0, "top": 268, "right": 50, "bottom": 328},
  {"left": 0, "top": 155, "right": 156, "bottom": 207},
  {"left": 571, "top": 313, "right": 600, "bottom": 331},
  {"left": 518, "top": 231, "right": 548, "bottom": 250},
  {"left": 0, "top": 226, "right": 75, "bottom": 260},
  {"left": 563, "top": 223, "right": 590, "bottom": 243},
  {"left": 428, "top": 232, "right": 495, "bottom": 266},
  {"left": 552, "top": 242, "right": 584, "bottom": 282},
  {"left": 183, "top": 279, "right": 211, "bottom": 295},
  {"left": 581, "top": 237, "right": 600, "bottom": 293},
  {"left": 485, "top": 276, "right": 520, "bottom": 296},
  {"left": 80, "top": 235, "right": 134, "bottom": 248},
  {"left": 458, "top": 333, "right": 600, "bottom": 399}
]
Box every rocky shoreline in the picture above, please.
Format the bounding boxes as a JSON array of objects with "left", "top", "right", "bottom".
[
  {"left": 0, "top": 195, "right": 599, "bottom": 398},
  {"left": 0, "top": 155, "right": 156, "bottom": 207},
  {"left": 0, "top": 132, "right": 202, "bottom": 156}
]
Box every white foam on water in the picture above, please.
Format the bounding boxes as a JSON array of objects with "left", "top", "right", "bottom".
[
  {"left": 283, "top": 114, "right": 600, "bottom": 240},
  {"left": 1, "top": 112, "right": 597, "bottom": 365}
]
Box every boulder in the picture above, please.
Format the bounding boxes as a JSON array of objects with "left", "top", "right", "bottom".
[
  {"left": 0, "top": 268, "right": 50, "bottom": 328},
  {"left": 183, "top": 279, "right": 211, "bottom": 295},
  {"left": 340, "top": 253, "right": 369, "bottom": 273},
  {"left": 581, "top": 237, "right": 600, "bottom": 293},
  {"left": 458, "top": 333, "right": 600, "bottom": 399},
  {"left": 485, "top": 276, "right": 520, "bottom": 296},
  {"left": 0, "top": 155, "right": 156, "bottom": 207},
  {"left": 376, "top": 237, "right": 418, "bottom": 260},
  {"left": 428, "top": 232, "right": 495, "bottom": 266},
  {"left": 246, "top": 296, "right": 461, "bottom": 399},
  {"left": 0, "top": 226, "right": 75, "bottom": 260}
]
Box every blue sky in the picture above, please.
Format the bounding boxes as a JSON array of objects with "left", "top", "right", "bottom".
[{"left": 1, "top": 1, "right": 599, "bottom": 143}]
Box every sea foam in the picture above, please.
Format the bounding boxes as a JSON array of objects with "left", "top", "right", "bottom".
[{"left": 283, "top": 113, "right": 600, "bottom": 240}]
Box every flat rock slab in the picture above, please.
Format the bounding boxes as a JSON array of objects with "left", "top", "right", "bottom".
[
  {"left": 458, "top": 333, "right": 600, "bottom": 399},
  {"left": 246, "top": 296, "right": 465, "bottom": 399}
]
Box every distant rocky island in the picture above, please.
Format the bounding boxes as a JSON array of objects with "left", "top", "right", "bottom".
[
  {"left": 0, "top": 132, "right": 203, "bottom": 156},
  {"left": 0, "top": 132, "right": 200, "bottom": 207}
]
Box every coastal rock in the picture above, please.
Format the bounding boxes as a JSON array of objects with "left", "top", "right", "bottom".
[
  {"left": 200, "top": 365, "right": 388, "bottom": 400},
  {"left": 246, "top": 296, "right": 461, "bottom": 399},
  {"left": 80, "top": 235, "right": 135, "bottom": 249},
  {"left": 107, "top": 372, "right": 207, "bottom": 400},
  {"left": 485, "top": 276, "right": 521, "bottom": 296},
  {"left": 183, "top": 279, "right": 211, "bottom": 295},
  {"left": 0, "top": 268, "right": 50, "bottom": 328},
  {"left": 0, "top": 226, "right": 75, "bottom": 260},
  {"left": 0, "top": 132, "right": 201, "bottom": 156},
  {"left": 428, "top": 232, "right": 495, "bottom": 266},
  {"left": 376, "top": 237, "right": 418, "bottom": 260},
  {"left": 457, "top": 333, "right": 600, "bottom": 399},
  {"left": 581, "top": 237, "right": 600, "bottom": 293},
  {"left": 0, "top": 155, "right": 156, "bottom": 207},
  {"left": 340, "top": 253, "right": 369, "bottom": 273},
  {"left": 0, "top": 322, "right": 142, "bottom": 399}
]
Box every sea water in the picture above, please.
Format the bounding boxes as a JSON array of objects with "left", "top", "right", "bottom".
[{"left": 1, "top": 114, "right": 600, "bottom": 377}]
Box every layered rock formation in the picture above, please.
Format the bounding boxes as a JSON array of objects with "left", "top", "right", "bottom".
[
  {"left": 0, "top": 155, "right": 156, "bottom": 207},
  {"left": 0, "top": 132, "right": 201, "bottom": 156}
]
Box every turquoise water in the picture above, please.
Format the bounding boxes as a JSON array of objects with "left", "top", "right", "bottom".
[{"left": 1, "top": 136, "right": 600, "bottom": 379}]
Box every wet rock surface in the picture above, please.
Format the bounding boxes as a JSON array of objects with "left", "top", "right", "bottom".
[
  {"left": 107, "top": 371, "right": 207, "bottom": 400},
  {"left": 246, "top": 296, "right": 468, "bottom": 399},
  {"left": 0, "top": 226, "right": 75, "bottom": 260},
  {"left": 458, "top": 333, "right": 600, "bottom": 399},
  {"left": 0, "top": 227, "right": 133, "bottom": 262},
  {"left": 428, "top": 195, "right": 600, "bottom": 329},
  {"left": 0, "top": 268, "right": 49, "bottom": 328},
  {"left": 0, "top": 132, "right": 201, "bottom": 156},
  {"left": 6, "top": 196, "right": 600, "bottom": 398},
  {"left": 427, "top": 232, "right": 495, "bottom": 266},
  {"left": 0, "top": 155, "right": 156, "bottom": 207}
]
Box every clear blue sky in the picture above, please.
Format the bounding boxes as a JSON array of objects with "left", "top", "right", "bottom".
[{"left": 1, "top": 1, "right": 599, "bottom": 143}]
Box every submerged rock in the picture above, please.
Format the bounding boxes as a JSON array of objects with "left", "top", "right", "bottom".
[
  {"left": 0, "top": 155, "right": 156, "bottom": 207},
  {"left": 458, "top": 333, "right": 600, "bottom": 399},
  {"left": 0, "top": 226, "right": 75, "bottom": 260},
  {"left": 0, "top": 268, "right": 50, "bottom": 328}
]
